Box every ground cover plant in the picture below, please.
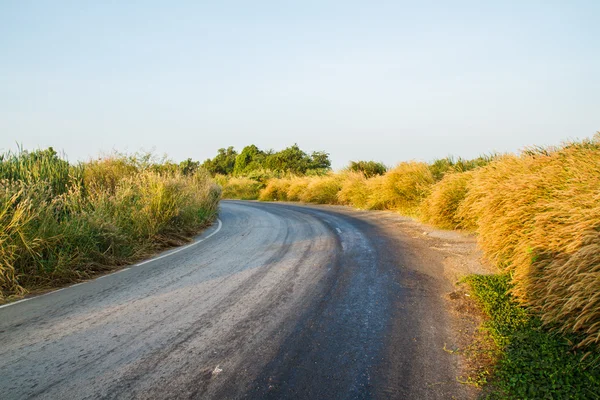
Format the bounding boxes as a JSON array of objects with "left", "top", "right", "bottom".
[
  {"left": 465, "top": 274, "right": 600, "bottom": 399},
  {"left": 0, "top": 148, "right": 220, "bottom": 301}
]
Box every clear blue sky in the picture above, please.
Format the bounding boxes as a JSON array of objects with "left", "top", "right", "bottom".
[{"left": 1, "top": 1, "right": 598, "bottom": 169}]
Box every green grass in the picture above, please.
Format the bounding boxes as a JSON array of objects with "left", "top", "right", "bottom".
[
  {"left": 1, "top": 148, "right": 221, "bottom": 301},
  {"left": 465, "top": 274, "right": 600, "bottom": 399}
]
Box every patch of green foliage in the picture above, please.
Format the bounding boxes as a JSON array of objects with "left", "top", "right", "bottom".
[
  {"left": 202, "top": 144, "right": 331, "bottom": 176},
  {"left": 202, "top": 146, "right": 238, "bottom": 175},
  {"left": 0, "top": 146, "right": 84, "bottom": 196},
  {"left": 1, "top": 147, "right": 221, "bottom": 300},
  {"left": 465, "top": 274, "right": 600, "bottom": 399},
  {"left": 347, "top": 160, "right": 387, "bottom": 178}
]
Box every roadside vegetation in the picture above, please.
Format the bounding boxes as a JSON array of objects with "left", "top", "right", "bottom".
[
  {"left": 211, "top": 134, "right": 600, "bottom": 396},
  {"left": 464, "top": 274, "right": 600, "bottom": 399},
  {"left": 0, "top": 148, "right": 220, "bottom": 301},
  {"left": 202, "top": 143, "right": 332, "bottom": 199}
]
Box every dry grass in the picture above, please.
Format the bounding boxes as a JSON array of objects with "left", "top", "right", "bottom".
[
  {"left": 367, "top": 161, "right": 435, "bottom": 215},
  {"left": 286, "top": 177, "right": 310, "bottom": 201},
  {"left": 220, "top": 177, "right": 262, "bottom": 200},
  {"left": 257, "top": 162, "right": 433, "bottom": 213},
  {"left": 362, "top": 174, "right": 387, "bottom": 210},
  {"left": 420, "top": 171, "right": 474, "bottom": 230},
  {"left": 257, "top": 161, "right": 435, "bottom": 214},
  {"left": 337, "top": 172, "right": 369, "bottom": 208},
  {"left": 0, "top": 151, "right": 220, "bottom": 301},
  {"left": 457, "top": 136, "right": 600, "bottom": 349},
  {"left": 299, "top": 174, "right": 343, "bottom": 204},
  {"left": 259, "top": 178, "right": 292, "bottom": 201}
]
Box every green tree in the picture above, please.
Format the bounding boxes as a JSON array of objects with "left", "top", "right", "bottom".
[
  {"left": 264, "top": 144, "right": 312, "bottom": 174},
  {"left": 202, "top": 147, "right": 238, "bottom": 175},
  {"left": 203, "top": 144, "right": 331, "bottom": 176},
  {"left": 348, "top": 160, "right": 387, "bottom": 178},
  {"left": 233, "top": 145, "right": 266, "bottom": 175},
  {"left": 310, "top": 151, "right": 332, "bottom": 171}
]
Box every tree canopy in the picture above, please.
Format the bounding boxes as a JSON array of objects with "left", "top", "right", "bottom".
[
  {"left": 347, "top": 160, "right": 387, "bottom": 178},
  {"left": 202, "top": 146, "right": 238, "bottom": 175},
  {"left": 202, "top": 144, "right": 331, "bottom": 176}
]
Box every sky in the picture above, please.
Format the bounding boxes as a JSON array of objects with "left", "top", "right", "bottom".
[{"left": 1, "top": 1, "right": 599, "bottom": 169}]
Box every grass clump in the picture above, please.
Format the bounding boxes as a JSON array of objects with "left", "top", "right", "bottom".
[
  {"left": 285, "top": 177, "right": 310, "bottom": 201},
  {"left": 371, "top": 161, "right": 435, "bottom": 215},
  {"left": 259, "top": 178, "right": 292, "bottom": 201},
  {"left": 465, "top": 274, "right": 600, "bottom": 399},
  {"left": 220, "top": 176, "right": 262, "bottom": 200},
  {"left": 420, "top": 171, "right": 474, "bottom": 229},
  {"left": 0, "top": 147, "right": 84, "bottom": 195},
  {"left": 299, "top": 174, "right": 343, "bottom": 204},
  {"left": 0, "top": 148, "right": 221, "bottom": 301},
  {"left": 337, "top": 172, "right": 369, "bottom": 208}
]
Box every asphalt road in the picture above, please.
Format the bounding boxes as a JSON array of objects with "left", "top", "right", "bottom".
[{"left": 0, "top": 201, "right": 469, "bottom": 399}]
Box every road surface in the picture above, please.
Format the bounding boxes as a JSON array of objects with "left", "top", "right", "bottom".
[{"left": 0, "top": 201, "right": 470, "bottom": 399}]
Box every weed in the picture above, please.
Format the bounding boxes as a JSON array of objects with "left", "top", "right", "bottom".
[{"left": 465, "top": 274, "right": 600, "bottom": 399}]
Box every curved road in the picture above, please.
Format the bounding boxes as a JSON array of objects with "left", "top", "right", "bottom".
[{"left": 0, "top": 201, "right": 468, "bottom": 399}]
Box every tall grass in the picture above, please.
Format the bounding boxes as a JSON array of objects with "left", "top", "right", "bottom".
[
  {"left": 299, "top": 174, "right": 343, "bottom": 204},
  {"left": 259, "top": 178, "right": 292, "bottom": 201},
  {"left": 370, "top": 161, "right": 434, "bottom": 214},
  {"left": 286, "top": 177, "right": 310, "bottom": 201},
  {"left": 0, "top": 147, "right": 84, "bottom": 195},
  {"left": 457, "top": 137, "right": 600, "bottom": 349},
  {"left": 220, "top": 176, "right": 263, "bottom": 200},
  {"left": 0, "top": 149, "right": 220, "bottom": 301},
  {"left": 337, "top": 172, "right": 369, "bottom": 208},
  {"left": 253, "top": 162, "right": 436, "bottom": 213},
  {"left": 420, "top": 171, "right": 474, "bottom": 229}
]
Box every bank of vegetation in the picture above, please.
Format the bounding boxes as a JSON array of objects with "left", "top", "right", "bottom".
[
  {"left": 201, "top": 143, "right": 332, "bottom": 200},
  {"left": 211, "top": 135, "right": 600, "bottom": 396},
  {"left": 0, "top": 148, "right": 220, "bottom": 301}
]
